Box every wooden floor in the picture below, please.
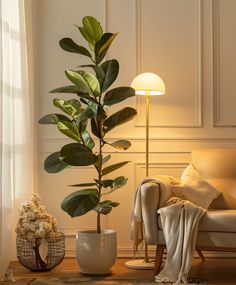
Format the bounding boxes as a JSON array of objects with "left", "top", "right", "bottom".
[{"left": 9, "top": 257, "right": 236, "bottom": 284}]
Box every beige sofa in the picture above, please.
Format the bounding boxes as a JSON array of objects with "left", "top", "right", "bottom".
[{"left": 140, "top": 149, "right": 236, "bottom": 275}]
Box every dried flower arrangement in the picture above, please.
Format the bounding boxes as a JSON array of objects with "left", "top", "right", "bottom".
[
  {"left": 15, "top": 194, "right": 64, "bottom": 271},
  {"left": 15, "top": 193, "right": 60, "bottom": 240}
]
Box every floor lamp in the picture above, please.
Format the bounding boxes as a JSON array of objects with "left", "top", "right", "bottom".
[{"left": 125, "top": 72, "right": 165, "bottom": 269}]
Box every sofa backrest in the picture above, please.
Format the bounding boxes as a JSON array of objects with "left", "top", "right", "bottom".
[{"left": 191, "top": 149, "right": 236, "bottom": 209}]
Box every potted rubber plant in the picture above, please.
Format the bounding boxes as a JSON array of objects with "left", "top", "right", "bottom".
[{"left": 39, "top": 16, "right": 137, "bottom": 275}]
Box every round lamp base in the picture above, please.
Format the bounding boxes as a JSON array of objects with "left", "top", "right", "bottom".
[{"left": 125, "top": 259, "right": 155, "bottom": 270}]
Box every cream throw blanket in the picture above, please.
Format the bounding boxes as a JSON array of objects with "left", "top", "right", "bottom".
[
  {"left": 131, "top": 177, "right": 174, "bottom": 253},
  {"left": 155, "top": 197, "right": 206, "bottom": 283},
  {"left": 131, "top": 177, "right": 206, "bottom": 284}
]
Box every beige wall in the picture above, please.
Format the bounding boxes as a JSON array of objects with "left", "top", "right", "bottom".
[{"left": 33, "top": 0, "right": 236, "bottom": 257}]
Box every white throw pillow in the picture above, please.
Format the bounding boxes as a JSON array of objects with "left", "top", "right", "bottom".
[{"left": 171, "top": 164, "right": 221, "bottom": 209}]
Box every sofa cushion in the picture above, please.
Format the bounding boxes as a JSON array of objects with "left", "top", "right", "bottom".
[
  {"left": 171, "top": 164, "right": 221, "bottom": 209},
  {"left": 192, "top": 149, "right": 236, "bottom": 209},
  {"left": 158, "top": 209, "right": 236, "bottom": 233}
]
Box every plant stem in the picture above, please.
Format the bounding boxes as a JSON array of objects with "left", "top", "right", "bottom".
[
  {"left": 97, "top": 136, "right": 102, "bottom": 233},
  {"left": 97, "top": 211, "right": 101, "bottom": 234}
]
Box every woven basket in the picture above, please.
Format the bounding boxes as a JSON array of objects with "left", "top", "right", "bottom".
[{"left": 16, "top": 233, "right": 65, "bottom": 271}]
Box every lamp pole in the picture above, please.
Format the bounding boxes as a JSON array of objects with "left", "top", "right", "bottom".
[{"left": 145, "top": 92, "right": 150, "bottom": 177}]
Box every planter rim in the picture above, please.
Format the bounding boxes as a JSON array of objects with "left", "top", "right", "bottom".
[{"left": 76, "top": 229, "right": 116, "bottom": 236}]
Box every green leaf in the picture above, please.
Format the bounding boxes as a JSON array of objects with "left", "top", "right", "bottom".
[
  {"left": 102, "top": 154, "right": 111, "bottom": 165},
  {"left": 80, "top": 98, "right": 88, "bottom": 105},
  {"left": 65, "top": 70, "right": 91, "bottom": 94},
  {"left": 83, "top": 16, "right": 103, "bottom": 41},
  {"left": 44, "top": 152, "right": 69, "bottom": 173},
  {"left": 57, "top": 120, "right": 80, "bottom": 142},
  {"left": 77, "top": 70, "right": 100, "bottom": 97},
  {"left": 119, "top": 141, "right": 132, "bottom": 150},
  {"left": 107, "top": 139, "right": 131, "bottom": 150},
  {"left": 68, "top": 98, "right": 82, "bottom": 114},
  {"left": 53, "top": 98, "right": 81, "bottom": 116},
  {"left": 102, "top": 161, "right": 130, "bottom": 176},
  {"left": 80, "top": 64, "right": 105, "bottom": 86},
  {"left": 77, "top": 107, "right": 95, "bottom": 123},
  {"left": 97, "top": 33, "right": 117, "bottom": 55},
  {"left": 103, "top": 87, "right": 135, "bottom": 106},
  {"left": 97, "top": 105, "right": 107, "bottom": 121},
  {"left": 103, "top": 107, "right": 137, "bottom": 133},
  {"left": 53, "top": 99, "right": 71, "bottom": 115},
  {"left": 87, "top": 100, "right": 98, "bottom": 113},
  {"left": 61, "top": 189, "right": 99, "bottom": 217},
  {"left": 39, "top": 114, "right": 71, "bottom": 125},
  {"left": 94, "top": 154, "right": 102, "bottom": 173},
  {"left": 95, "top": 179, "right": 113, "bottom": 188},
  {"left": 91, "top": 118, "right": 99, "bottom": 137},
  {"left": 113, "top": 176, "right": 128, "bottom": 189},
  {"left": 78, "top": 118, "right": 88, "bottom": 133},
  {"left": 59, "top": 38, "right": 92, "bottom": 58},
  {"left": 101, "top": 60, "right": 119, "bottom": 92},
  {"left": 60, "top": 143, "right": 98, "bottom": 166},
  {"left": 76, "top": 93, "right": 91, "bottom": 101},
  {"left": 102, "top": 176, "right": 128, "bottom": 195},
  {"left": 69, "top": 183, "right": 97, "bottom": 187},
  {"left": 81, "top": 130, "right": 95, "bottom": 149},
  {"left": 95, "top": 33, "right": 118, "bottom": 64},
  {"left": 93, "top": 200, "right": 119, "bottom": 215},
  {"left": 50, "top": 85, "right": 88, "bottom": 95},
  {"left": 77, "top": 26, "right": 93, "bottom": 45},
  {"left": 103, "top": 176, "right": 128, "bottom": 195},
  {"left": 79, "top": 16, "right": 103, "bottom": 46},
  {"left": 50, "top": 86, "right": 91, "bottom": 101}
]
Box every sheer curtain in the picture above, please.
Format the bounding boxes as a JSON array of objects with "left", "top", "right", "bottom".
[{"left": 0, "top": 0, "right": 35, "bottom": 273}]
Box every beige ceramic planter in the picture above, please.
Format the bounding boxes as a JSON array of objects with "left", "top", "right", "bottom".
[{"left": 76, "top": 229, "right": 117, "bottom": 275}]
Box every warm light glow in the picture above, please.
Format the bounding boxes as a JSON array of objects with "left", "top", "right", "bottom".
[{"left": 131, "top": 72, "right": 165, "bottom": 96}]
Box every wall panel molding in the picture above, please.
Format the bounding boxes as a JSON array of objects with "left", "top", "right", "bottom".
[
  {"left": 135, "top": 162, "right": 188, "bottom": 168},
  {"left": 134, "top": 161, "right": 188, "bottom": 186},
  {"left": 134, "top": 0, "right": 202, "bottom": 128},
  {"left": 213, "top": 0, "right": 221, "bottom": 127},
  {"left": 213, "top": 0, "right": 236, "bottom": 127},
  {"left": 38, "top": 136, "right": 236, "bottom": 149}
]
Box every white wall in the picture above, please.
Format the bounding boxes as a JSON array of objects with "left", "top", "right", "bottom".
[{"left": 33, "top": 0, "right": 236, "bottom": 257}]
